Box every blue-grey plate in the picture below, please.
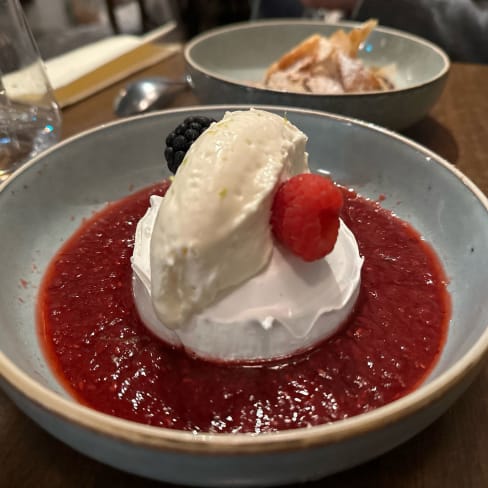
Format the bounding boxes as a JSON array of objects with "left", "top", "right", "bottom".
[
  {"left": 185, "top": 21, "right": 450, "bottom": 130},
  {"left": 0, "top": 106, "right": 487, "bottom": 487}
]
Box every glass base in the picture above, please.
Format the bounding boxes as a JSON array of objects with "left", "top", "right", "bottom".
[{"left": 0, "top": 102, "right": 60, "bottom": 181}]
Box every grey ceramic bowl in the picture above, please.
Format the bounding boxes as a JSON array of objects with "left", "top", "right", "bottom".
[
  {"left": 1, "top": 106, "right": 487, "bottom": 487},
  {"left": 185, "top": 21, "right": 450, "bottom": 130}
]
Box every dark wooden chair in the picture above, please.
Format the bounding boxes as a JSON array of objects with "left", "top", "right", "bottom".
[{"left": 104, "top": 0, "right": 154, "bottom": 34}]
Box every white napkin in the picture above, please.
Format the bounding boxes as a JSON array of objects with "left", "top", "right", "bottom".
[
  {"left": 2, "top": 22, "right": 177, "bottom": 99},
  {"left": 45, "top": 35, "right": 147, "bottom": 90},
  {"left": 45, "top": 21, "right": 177, "bottom": 89}
]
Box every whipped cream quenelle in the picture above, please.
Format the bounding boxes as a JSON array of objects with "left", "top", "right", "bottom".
[
  {"left": 132, "top": 109, "right": 363, "bottom": 361},
  {"left": 151, "top": 109, "right": 309, "bottom": 327}
]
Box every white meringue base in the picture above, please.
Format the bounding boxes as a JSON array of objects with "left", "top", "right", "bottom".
[{"left": 131, "top": 196, "right": 363, "bottom": 362}]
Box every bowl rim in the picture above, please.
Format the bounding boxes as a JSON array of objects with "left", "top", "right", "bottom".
[
  {"left": 1, "top": 104, "right": 487, "bottom": 456},
  {"left": 184, "top": 19, "right": 451, "bottom": 97}
]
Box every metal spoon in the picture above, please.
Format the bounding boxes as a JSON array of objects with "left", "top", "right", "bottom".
[{"left": 113, "top": 76, "right": 188, "bottom": 117}]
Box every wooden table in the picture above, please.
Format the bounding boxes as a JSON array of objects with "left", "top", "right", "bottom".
[{"left": 2, "top": 54, "right": 488, "bottom": 487}]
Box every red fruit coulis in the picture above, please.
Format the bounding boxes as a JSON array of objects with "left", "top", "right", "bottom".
[{"left": 37, "top": 182, "right": 450, "bottom": 433}]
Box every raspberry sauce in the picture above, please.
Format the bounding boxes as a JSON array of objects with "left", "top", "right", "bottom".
[{"left": 37, "top": 183, "right": 450, "bottom": 433}]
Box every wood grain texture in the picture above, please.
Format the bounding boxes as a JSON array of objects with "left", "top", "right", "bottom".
[{"left": 2, "top": 56, "right": 488, "bottom": 488}]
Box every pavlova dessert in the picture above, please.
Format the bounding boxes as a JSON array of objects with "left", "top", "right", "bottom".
[
  {"left": 131, "top": 109, "right": 363, "bottom": 362},
  {"left": 38, "top": 107, "right": 450, "bottom": 432}
]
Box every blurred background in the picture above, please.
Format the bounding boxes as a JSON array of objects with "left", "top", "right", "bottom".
[
  {"left": 20, "top": 0, "right": 487, "bottom": 64},
  {"left": 21, "top": 0, "right": 330, "bottom": 59},
  {"left": 20, "top": 0, "right": 258, "bottom": 59}
]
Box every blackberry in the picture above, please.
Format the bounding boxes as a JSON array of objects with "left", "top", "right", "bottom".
[{"left": 164, "top": 116, "right": 216, "bottom": 174}]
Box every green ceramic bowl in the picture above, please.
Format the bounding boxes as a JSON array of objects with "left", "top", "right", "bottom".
[
  {"left": 1, "top": 106, "right": 487, "bottom": 487},
  {"left": 185, "top": 21, "right": 450, "bottom": 130}
]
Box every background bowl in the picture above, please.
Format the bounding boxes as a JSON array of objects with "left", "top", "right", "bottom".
[
  {"left": 1, "top": 106, "right": 487, "bottom": 487},
  {"left": 185, "top": 21, "right": 450, "bottom": 131}
]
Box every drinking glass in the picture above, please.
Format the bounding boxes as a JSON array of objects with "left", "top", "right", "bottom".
[{"left": 0, "top": 0, "right": 61, "bottom": 181}]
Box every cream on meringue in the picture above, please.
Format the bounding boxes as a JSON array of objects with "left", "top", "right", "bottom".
[
  {"left": 149, "top": 109, "right": 309, "bottom": 329},
  {"left": 131, "top": 108, "right": 363, "bottom": 362},
  {"left": 132, "top": 196, "right": 363, "bottom": 362}
]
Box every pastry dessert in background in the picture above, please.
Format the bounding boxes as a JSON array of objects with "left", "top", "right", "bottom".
[{"left": 264, "top": 20, "right": 394, "bottom": 94}]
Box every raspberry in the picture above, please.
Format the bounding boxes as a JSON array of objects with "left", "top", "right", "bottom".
[
  {"left": 164, "top": 116, "right": 216, "bottom": 174},
  {"left": 271, "top": 174, "right": 343, "bottom": 261}
]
